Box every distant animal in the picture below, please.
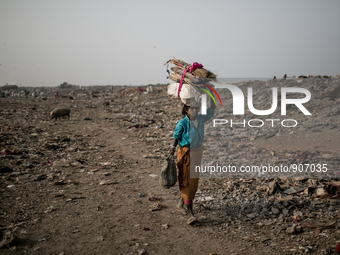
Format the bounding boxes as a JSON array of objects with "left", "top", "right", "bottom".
[
  {"left": 283, "top": 74, "right": 287, "bottom": 80},
  {"left": 50, "top": 108, "right": 71, "bottom": 120}
]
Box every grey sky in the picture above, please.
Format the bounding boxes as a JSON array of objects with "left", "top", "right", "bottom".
[{"left": 0, "top": 0, "right": 339, "bottom": 87}]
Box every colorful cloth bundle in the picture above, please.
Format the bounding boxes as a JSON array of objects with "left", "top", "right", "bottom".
[{"left": 164, "top": 58, "right": 217, "bottom": 106}]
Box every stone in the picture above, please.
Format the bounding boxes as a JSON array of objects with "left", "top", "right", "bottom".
[
  {"left": 293, "top": 210, "right": 303, "bottom": 217},
  {"left": 286, "top": 225, "right": 296, "bottom": 234},
  {"left": 99, "top": 180, "right": 118, "bottom": 185},
  {"left": 272, "top": 207, "right": 280, "bottom": 215},
  {"left": 246, "top": 213, "right": 256, "bottom": 219},
  {"left": 227, "top": 183, "right": 234, "bottom": 192},
  {"left": 278, "top": 215, "right": 284, "bottom": 222},
  {"left": 315, "top": 188, "right": 327, "bottom": 197},
  {"left": 138, "top": 249, "right": 146, "bottom": 255},
  {"left": 162, "top": 224, "right": 169, "bottom": 229},
  {"left": 282, "top": 209, "right": 289, "bottom": 217},
  {"left": 267, "top": 181, "right": 280, "bottom": 196}
]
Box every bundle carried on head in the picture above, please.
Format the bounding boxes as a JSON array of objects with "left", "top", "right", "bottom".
[
  {"left": 165, "top": 59, "right": 217, "bottom": 83},
  {"left": 164, "top": 58, "right": 217, "bottom": 106}
]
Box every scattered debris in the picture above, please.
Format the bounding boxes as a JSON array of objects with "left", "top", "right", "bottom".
[
  {"left": 99, "top": 180, "right": 118, "bottom": 185},
  {"left": 1, "top": 80, "right": 340, "bottom": 254},
  {"left": 148, "top": 197, "right": 163, "bottom": 202},
  {"left": 0, "top": 229, "right": 15, "bottom": 248}
]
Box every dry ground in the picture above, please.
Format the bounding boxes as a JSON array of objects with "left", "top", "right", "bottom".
[{"left": 1, "top": 83, "right": 340, "bottom": 255}]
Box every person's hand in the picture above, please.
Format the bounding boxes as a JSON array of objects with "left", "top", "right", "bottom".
[{"left": 170, "top": 146, "right": 176, "bottom": 155}]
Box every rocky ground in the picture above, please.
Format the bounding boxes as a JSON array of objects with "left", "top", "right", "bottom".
[{"left": 1, "top": 79, "right": 340, "bottom": 254}]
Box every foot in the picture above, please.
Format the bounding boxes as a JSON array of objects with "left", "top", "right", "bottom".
[
  {"left": 187, "top": 216, "right": 198, "bottom": 225},
  {"left": 176, "top": 204, "right": 187, "bottom": 215}
]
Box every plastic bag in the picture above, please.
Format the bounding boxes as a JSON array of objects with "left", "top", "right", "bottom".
[
  {"left": 159, "top": 155, "right": 177, "bottom": 189},
  {"left": 167, "top": 82, "right": 212, "bottom": 107},
  {"left": 167, "top": 83, "right": 201, "bottom": 101}
]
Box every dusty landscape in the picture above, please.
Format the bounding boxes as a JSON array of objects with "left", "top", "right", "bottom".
[{"left": 1, "top": 79, "right": 340, "bottom": 255}]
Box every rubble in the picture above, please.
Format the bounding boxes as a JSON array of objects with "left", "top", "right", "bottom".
[
  {"left": 0, "top": 229, "right": 15, "bottom": 248},
  {"left": 0, "top": 79, "right": 340, "bottom": 254}
]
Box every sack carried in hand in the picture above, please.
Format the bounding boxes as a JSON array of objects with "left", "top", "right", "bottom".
[{"left": 159, "top": 155, "right": 177, "bottom": 189}]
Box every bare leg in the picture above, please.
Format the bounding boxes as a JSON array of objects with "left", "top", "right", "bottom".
[
  {"left": 187, "top": 203, "right": 198, "bottom": 225},
  {"left": 187, "top": 204, "right": 194, "bottom": 217},
  {"left": 176, "top": 197, "right": 187, "bottom": 215}
]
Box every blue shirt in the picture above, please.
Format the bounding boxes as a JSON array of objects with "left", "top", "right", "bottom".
[{"left": 173, "top": 108, "right": 214, "bottom": 148}]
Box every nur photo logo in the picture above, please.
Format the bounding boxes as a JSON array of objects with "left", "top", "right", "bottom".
[
  {"left": 201, "top": 83, "right": 311, "bottom": 116},
  {"left": 198, "top": 81, "right": 312, "bottom": 128}
]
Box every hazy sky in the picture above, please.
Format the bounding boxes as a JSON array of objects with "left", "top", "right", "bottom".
[{"left": 0, "top": 0, "right": 339, "bottom": 87}]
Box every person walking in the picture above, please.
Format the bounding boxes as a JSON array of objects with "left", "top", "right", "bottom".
[{"left": 170, "top": 99, "right": 215, "bottom": 224}]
